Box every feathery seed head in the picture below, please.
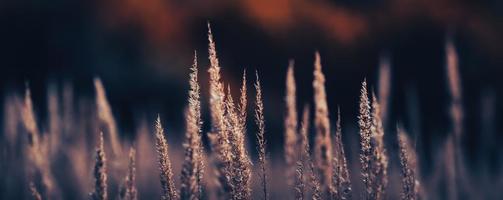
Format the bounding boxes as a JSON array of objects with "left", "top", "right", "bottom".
[
  {"left": 331, "top": 107, "right": 352, "bottom": 199},
  {"left": 397, "top": 126, "right": 420, "bottom": 200},
  {"left": 91, "top": 132, "right": 108, "bottom": 200},
  {"left": 181, "top": 52, "right": 204, "bottom": 200},
  {"left": 94, "top": 78, "right": 121, "bottom": 156},
  {"left": 285, "top": 60, "right": 298, "bottom": 187},
  {"left": 312, "top": 52, "right": 333, "bottom": 190},
  {"left": 120, "top": 147, "right": 137, "bottom": 200},
  {"left": 255, "top": 71, "right": 268, "bottom": 200},
  {"left": 370, "top": 92, "right": 388, "bottom": 200},
  {"left": 359, "top": 79, "right": 373, "bottom": 199},
  {"left": 155, "top": 116, "right": 179, "bottom": 200}
]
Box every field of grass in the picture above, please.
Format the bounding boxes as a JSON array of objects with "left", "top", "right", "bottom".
[{"left": 0, "top": 24, "right": 499, "bottom": 200}]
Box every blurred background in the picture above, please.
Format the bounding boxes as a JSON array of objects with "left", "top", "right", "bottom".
[{"left": 1, "top": 0, "right": 503, "bottom": 198}]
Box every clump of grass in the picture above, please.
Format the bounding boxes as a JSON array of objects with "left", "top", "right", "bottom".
[
  {"left": 254, "top": 71, "right": 268, "bottom": 200},
  {"left": 284, "top": 60, "right": 298, "bottom": 188},
  {"left": 235, "top": 70, "right": 253, "bottom": 199},
  {"left": 224, "top": 85, "right": 252, "bottom": 199},
  {"left": 154, "top": 116, "right": 178, "bottom": 200},
  {"left": 397, "top": 126, "right": 420, "bottom": 200},
  {"left": 94, "top": 78, "right": 122, "bottom": 156},
  {"left": 312, "top": 52, "right": 333, "bottom": 191},
  {"left": 90, "top": 132, "right": 108, "bottom": 200},
  {"left": 180, "top": 52, "right": 205, "bottom": 200}
]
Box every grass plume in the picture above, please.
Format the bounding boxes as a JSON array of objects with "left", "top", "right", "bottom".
[
  {"left": 370, "top": 92, "right": 388, "bottom": 200},
  {"left": 298, "top": 107, "right": 322, "bottom": 200},
  {"left": 284, "top": 60, "right": 298, "bottom": 187},
  {"left": 91, "top": 132, "right": 108, "bottom": 200},
  {"left": 294, "top": 158, "right": 305, "bottom": 200},
  {"left": 377, "top": 56, "right": 391, "bottom": 125},
  {"left": 446, "top": 38, "right": 463, "bottom": 147},
  {"left": 358, "top": 79, "right": 373, "bottom": 199},
  {"left": 397, "top": 126, "right": 420, "bottom": 200},
  {"left": 331, "top": 107, "right": 352, "bottom": 199},
  {"left": 94, "top": 78, "right": 121, "bottom": 156},
  {"left": 239, "top": 70, "right": 248, "bottom": 130},
  {"left": 224, "top": 86, "right": 252, "bottom": 199},
  {"left": 446, "top": 38, "right": 467, "bottom": 199},
  {"left": 120, "top": 147, "right": 137, "bottom": 200},
  {"left": 293, "top": 105, "right": 310, "bottom": 200},
  {"left": 21, "top": 87, "right": 40, "bottom": 145},
  {"left": 312, "top": 52, "right": 333, "bottom": 191},
  {"left": 254, "top": 71, "right": 268, "bottom": 200},
  {"left": 22, "top": 87, "right": 56, "bottom": 196},
  {"left": 206, "top": 23, "right": 233, "bottom": 197},
  {"left": 180, "top": 52, "right": 205, "bottom": 200},
  {"left": 155, "top": 116, "right": 179, "bottom": 200}
]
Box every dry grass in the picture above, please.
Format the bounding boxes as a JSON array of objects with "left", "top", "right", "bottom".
[
  {"left": 313, "top": 52, "right": 333, "bottom": 192},
  {"left": 94, "top": 78, "right": 122, "bottom": 156},
  {"left": 155, "top": 116, "right": 179, "bottom": 200},
  {"left": 284, "top": 60, "right": 298, "bottom": 188},
  {"left": 331, "top": 107, "right": 352, "bottom": 199},
  {"left": 446, "top": 38, "right": 468, "bottom": 200},
  {"left": 397, "top": 126, "right": 420, "bottom": 200},
  {"left": 2, "top": 24, "right": 489, "bottom": 200},
  {"left": 293, "top": 105, "right": 310, "bottom": 200},
  {"left": 206, "top": 23, "right": 233, "bottom": 198},
  {"left": 371, "top": 92, "right": 388, "bottom": 200},
  {"left": 294, "top": 158, "right": 305, "bottom": 200},
  {"left": 254, "top": 71, "right": 268, "bottom": 200},
  {"left": 298, "top": 107, "right": 322, "bottom": 200},
  {"left": 91, "top": 132, "right": 108, "bottom": 200},
  {"left": 377, "top": 57, "right": 391, "bottom": 125},
  {"left": 225, "top": 85, "right": 252, "bottom": 199},
  {"left": 358, "top": 79, "right": 373, "bottom": 199},
  {"left": 180, "top": 52, "right": 205, "bottom": 200},
  {"left": 21, "top": 87, "right": 56, "bottom": 197},
  {"left": 119, "top": 147, "right": 137, "bottom": 200}
]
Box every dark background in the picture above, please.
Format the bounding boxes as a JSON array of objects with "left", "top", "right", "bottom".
[{"left": 1, "top": 0, "right": 502, "bottom": 174}]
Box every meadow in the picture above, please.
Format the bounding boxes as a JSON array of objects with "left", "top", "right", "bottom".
[{"left": 0, "top": 24, "right": 499, "bottom": 200}]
